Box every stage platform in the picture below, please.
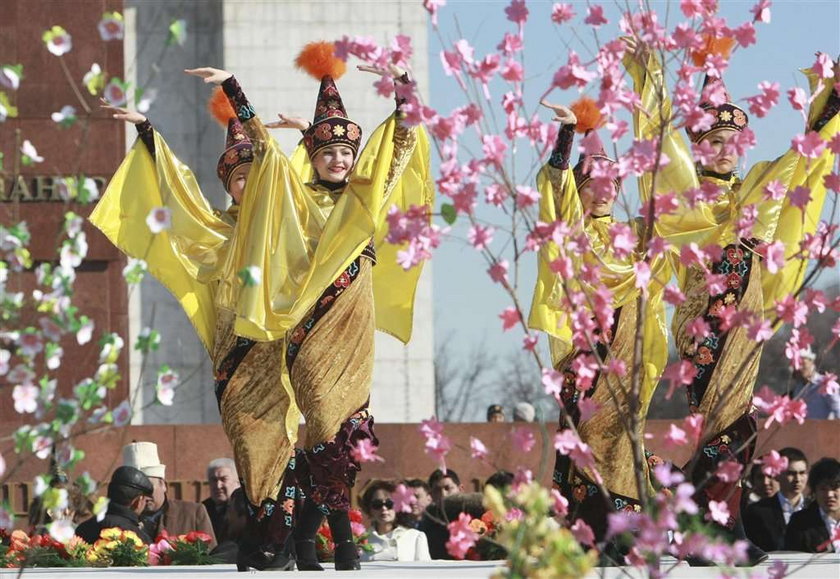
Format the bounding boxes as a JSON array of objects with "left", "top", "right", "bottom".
[{"left": 5, "top": 552, "right": 838, "bottom": 578}]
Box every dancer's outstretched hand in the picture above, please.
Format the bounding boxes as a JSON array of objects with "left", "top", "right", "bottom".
[
  {"left": 620, "top": 36, "right": 648, "bottom": 63},
  {"left": 540, "top": 100, "right": 576, "bottom": 125},
  {"left": 185, "top": 67, "right": 233, "bottom": 85},
  {"left": 264, "top": 114, "right": 310, "bottom": 131},
  {"left": 357, "top": 63, "right": 408, "bottom": 82},
  {"left": 100, "top": 98, "right": 146, "bottom": 124}
]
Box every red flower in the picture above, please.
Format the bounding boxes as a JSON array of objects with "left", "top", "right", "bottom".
[
  {"left": 694, "top": 346, "right": 714, "bottom": 365},
  {"left": 334, "top": 272, "right": 351, "bottom": 288},
  {"left": 184, "top": 531, "right": 213, "bottom": 544},
  {"left": 726, "top": 273, "right": 742, "bottom": 289}
]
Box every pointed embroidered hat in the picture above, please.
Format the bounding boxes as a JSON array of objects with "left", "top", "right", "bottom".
[
  {"left": 568, "top": 98, "right": 620, "bottom": 190},
  {"left": 122, "top": 441, "right": 166, "bottom": 479},
  {"left": 208, "top": 87, "right": 254, "bottom": 192},
  {"left": 686, "top": 36, "right": 749, "bottom": 143},
  {"left": 296, "top": 41, "right": 362, "bottom": 158}
]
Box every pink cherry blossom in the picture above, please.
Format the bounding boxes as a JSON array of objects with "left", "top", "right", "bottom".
[
  {"left": 446, "top": 512, "right": 479, "bottom": 559},
  {"left": 578, "top": 397, "right": 601, "bottom": 423},
  {"left": 392, "top": 483, "right": 416, "bottom": 513},
  {"left": 571, "top": 518, "right": 596, "bottom": 546},
  {"left": 759, "top": 449, "right": 789, "bottom": 477},
  {"left": 673, "top": 482, "right": 699, "bottom": 515},
  {"left": 522, "top": 333, "right": 538, "bottom": 351},
  {"left": 470, "top": 436, "right": 489, "bottom": 460},
  {"left": 753, "top": 385, "right": 809, "bottom": 429},
  {"left": 785, "top": 328, "right": 815, "bottom": 369},
  {"left": 351, "top": 439, "right": 385, "bottom": 463},
  {"left": 551, "top": 3, "right": 575, "bottom": 24},
  {"left": 828, "top": 134, "right": 840, "bottom": 155},
  {"left": 500, "top": 59, "right": 524, "bottom": 83},
  {"left": 553, "top": 429, "right": 582, "bottom": 455},
  {"left": 487, "top": 260, "right": 509, "bottom": 283},
  {"left": 570, "top": 354, "right": 599, "bottom": 391},
  {"left": 725, "top": 127, "right": 757, "bottom": 156},
  {"left": 609, "top": 223, "right": 637, "bottom": 259},
  {"left": 551, "top": 488, "right": 569, "bottom": 516},
  {"left": 484, "top": 183, "right": 509, "bottom": 206},
  {"left": 816, "top": 373, "right": 839, "bottom": 396},
  {"left": 787, "top": 86, "right": 808, "bottom": 112},
  {"left": 663, "top": 285, "right": 686, "bottom": 306},
  {"left": 633, "top": 261, "right": 651, "bottom": 293},
  {"left": 423, "top": 0, "right": 446, "bottom": 27},
  {"left": 775, "top": 295, "right": 808, "bottom": 328},
  {"left": 732, "top": 22, "right": 757, "bottom": 48},
  {"left": 542, "top": 368, "right": 564, "bottom": 399},
  {"left": 707, "top": 500, "right": 730, "bottom": 526},
  {"left": 716, "top": 460, "right": 743, "bottom": 483},
  {"left": 499, "top": 307, "right": 521, "bottom": 331},
  {"left": 746, "top": 318, "right": 773, "bottom": 343},
  {"left": 515, "top": 185, "right": 540, "bottom": 208},
  {"left": 691, "top": 139, "right": 718, "bottom": 166},
  {"left": 419, "top": 417, "right": 451, "bottom": 471},
  {"left": 468, "top": 224, "right": 494, "bottom": 250},
  {"left": 513, "top": 427, "right": 536, "bottom": 453},
  {"left": 751, "top": 0, "right": 772, "bottom": 23},
  {"left": 663, "top": 360, "right": 699, "bottom": 399},
  {"left": 552, "top": 51, "right": 597, "bottom": 89},
  {"left": 497, "top": 32, "right": 523, "bottom": 56},
  {"left": 823, "top": 173, "right": 840, "bottom": 193},
  {"left": 504, "top": 0, "right": 528, "bottom": 27},
  {"left": 791, "top": 131, "right": 826, "bottom": 159},
  {"left": 745, "top": 81, "right": 779, "bottom": 118},
  {"left": 788, "top": 185, "right": 813, "bottom": 211},
  {"left": 584, "top": 4, "right": 608, "bottom": 27},
  {"left": 812, "top": 52, "right": 835, "bottom": 79},
  {"left": 664, "top": 424, "right": 689, "bottom": 448},
  {"left": 684, "top": 413, "right": 704, "bottom": 446},
  {"left": 680, "top": 0, "right": 706, "bottom": 18},
  {"left": 756, "top": 240, "right": 786, "bottom": 274},
  {"left": 763, "top": 179, "right": 786, "bottom": 201},
  {"left": 482, "top": 134, "right": 508, "bottom": 166}
]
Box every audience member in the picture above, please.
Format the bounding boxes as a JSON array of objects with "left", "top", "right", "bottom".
[
  {"left": 210, "top": 487, "right": 249, "bottom": 564},
  {"left": 746, "top": 461, "right": 780, "bottom": 504},
  {"left": 202, "top": 457, "right": 240, "bottom": 543},
  {"left": 359, "top": 480, "right": 431, "bottom": 561},
  {"left": 744, "top": 447, "right": 809, "bottom": 551},
  {"left": 485, "top": 470, "right": 515, "bottom": 492},
  {"left": 419, "top": 491, "right": 485, "bottom": 559},
  {"left": 513, "top": 402, "right": 535, "bottom": 422},
  {"left": 75, "top": 466, "right": 153, "bottom": 544},
  {"left": 785, "top": 457, "right": 840, "bottom": 552},
  {"left": 791, "top": 349, "right": 840, "bottom": 420},
  {"left": 486, "top": 404, "right": 505, "bottom": 423},
  {"left": 404, "top": 479, "right": 433, "bottom": 528},
  {"left": 122, "top": 442, "right": 217, "bottom": 548},
  {"left": 428, "top": 468, "right": 463, "bottom": 503}
]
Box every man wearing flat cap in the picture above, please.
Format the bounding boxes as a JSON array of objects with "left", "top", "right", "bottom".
[
  {"left": 123, "top": 441, "right": 217, "bottom": 548},
  {"left": 75, "top": 465, "right": 154, "bottom": 544}
]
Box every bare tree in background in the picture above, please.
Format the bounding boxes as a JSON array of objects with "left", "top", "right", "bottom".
[
  {"left": 490, "top": 350, "right": 558, "bottom": 423},
  {"left": 434, "top": 333, "right": 495, "bottom": 422}
]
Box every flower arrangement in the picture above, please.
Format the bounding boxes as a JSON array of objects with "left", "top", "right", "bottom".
[
  {"left": 464, "top": 510, "right": 507, "bottom": 561},
  {"left": 149, "top": 530, "right": 218, "bottom": 566},
  {"left": 314, "top": 508, "right": 373, "bottom": 562},
  {"left": 86, "top": 527, "right": 148, "bottom": 567},
  {"left": 0, "top": 529, "right": 87, "bottom": 568}
]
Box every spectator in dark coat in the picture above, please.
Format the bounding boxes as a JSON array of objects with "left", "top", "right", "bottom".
[
  {"left": 202, "top": 457, "right": 240, "bottom": 543},
  {"left": 75, "top": 466, "right": 153, "bottom": 544},
  {"left": 785, "top": 457, "right": 840, "bottom": 553},
  {"left": 744, "top": 447, "right": 809, "bottom": 551}
]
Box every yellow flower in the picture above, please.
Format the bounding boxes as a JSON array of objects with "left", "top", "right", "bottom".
[{"left": 100, "top": 527, "right": 123, "bottom": 540}]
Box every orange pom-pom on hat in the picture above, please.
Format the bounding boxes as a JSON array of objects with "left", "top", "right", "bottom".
[
  {"left": 208, "top": 87, "right": 254, "bottom": 193},
  {"left": 569, "top": 97, "right": 603, "bottom": 134},
  {"left": 690, "top": 35, "right": 736, "bottom": 68},
  {"left": 296, "top": 41, "right": 361, "bottom": 159},
  {"left": 208, "top": 86, "right": 236, "bottom": 127},
  {"left": 295, "top": 41, "right": 346, "bottom": 81}
]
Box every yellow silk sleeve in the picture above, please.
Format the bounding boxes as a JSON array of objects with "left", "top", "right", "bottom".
[
  {"left": 88, "top": 134, "right": 232, "bottom": 353},
  {"left": 372, "top": 125, "right": 433, "bottom": 344},
  {"left": 528, "top": 164, "right": 578, "bottom": 359},
  {"left": 761, "top": 70, "right": 839, "bottom": 316}
]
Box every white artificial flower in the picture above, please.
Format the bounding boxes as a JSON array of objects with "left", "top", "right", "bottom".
[
  {"left": 50, "top": 105, "right": 77, "bottom": 125},
  {"left": 112, "top": 399, "right": 132, "bottom": 426},
  {"left": 146, "top": 207, "right": 172, "bottom": 234},
  {"left": 76, "top": 319, "right": 94, "bottom": 345},
  {"left": 33, "top": 435, "right": 53, "bottom": 459},
  {"left": 0, "top": 349, "right": 10, "bottom": 375},
  {"left": 13, "top": 384, "right": 39, "bottom": 414},
  {"left": 97, "top": 12, "right": 124, "bottom": 41},
  {"left": 103, "top": 79, "right": 127, "bottom": 107},
  {"left": 156, "top": 385, "right": 175, "bottom": 406},
  {"left": 43, "top": 26, "right": 72, "bottom": 56},
  {"left": 21, "top": 139, "right": 44, "bottom": 163},
  {"left": 136, "top": 88, "right": 158, "bottom": 114},
  {"left": 0, "top": 65, "right": 21, "bottom": 90},
  {"left": 34, "top": 475, "right": 49, "bottom": 497},
  {"left": 48, "top": 520, "right": 75, "bottom": 544}
]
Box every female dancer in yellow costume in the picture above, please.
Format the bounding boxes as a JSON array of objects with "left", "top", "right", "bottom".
[
  {"left": 91, "top": 43, "right": 432, "bottom": 570},
  {"left": 529, "top": 99, "right": 670, "bottom": 543},
  {"left": 624, "top": 38, "right": 838, "bottom": 557}
]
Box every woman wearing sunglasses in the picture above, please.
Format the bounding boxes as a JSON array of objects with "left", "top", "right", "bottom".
[{"left": 359, "top": 480, "right": 431, "bottom": 562}]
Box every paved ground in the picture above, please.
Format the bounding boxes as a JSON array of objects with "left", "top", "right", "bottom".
[{"left": 3, "top": 552, "right": 838, "bottom": 578}]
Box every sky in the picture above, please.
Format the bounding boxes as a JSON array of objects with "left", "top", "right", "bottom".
[{"left": 424, "top": 0, "right": 840, "bottom": 418}]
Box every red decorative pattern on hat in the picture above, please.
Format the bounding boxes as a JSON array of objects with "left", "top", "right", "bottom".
[
  {"left": 572, "top": 129, "right": 619, "bottom": 190},
  {"left": 216, "top": 117, "right": 254, "bottom": 191}
]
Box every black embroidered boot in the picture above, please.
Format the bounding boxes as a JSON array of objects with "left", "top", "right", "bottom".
[
  {"left": 328, "top": 510, "right": 361, "bottom": 571},
  {"left": 294, "top": 499, "right": 325, "bottom": 571}
]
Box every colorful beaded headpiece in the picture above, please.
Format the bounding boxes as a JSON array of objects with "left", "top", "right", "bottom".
[{"left": 296, "top": 42, "right": 362, "bottom": 158}]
